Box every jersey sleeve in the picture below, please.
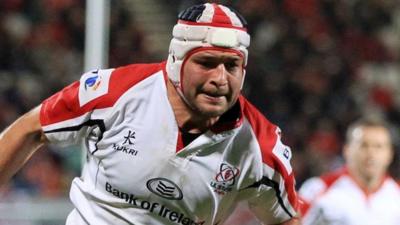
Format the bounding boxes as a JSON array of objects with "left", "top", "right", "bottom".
[
  {"left": 248, "top": 131, "right": 299, "bottom": 224},
  {"left": 40, "top": 69, "right": 114, "bottom": 146},
  {"left": 240, "top": 97, "right": 299, "bottom": 223}
]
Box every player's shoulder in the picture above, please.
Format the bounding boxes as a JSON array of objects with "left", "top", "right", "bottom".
[
  {"left": 79, "top": 62, "right": 166, "bottom": 106},
  {"left": 298, "top": 169, "right": 345, "bottom": 215},
  {"left": 300, "top": 169, "right": 344, "bottom": 201},
  {"left": 382, "top": 176, "right": 400, "bottom": 193},
  {"left": 240, "top": 95, "right": 278, "bottom": 150},
  {"left": 240, "top": 96, "right": 277, "bottom": 133},
  {"left": 239, "top": 96, "right": 292, "bottom": 175},
  {"left": 299, "top": 177, "right": 327, "bottom": 202},
  {"left": 41, "top": 62, "right": 166, "bottom": 126},
  {"left": 110, "top": 62, "right": 166, "bottom": 83},
  {"left": 319, "top": 169, "right": 345, "bottom": 187},
  {"left": 81, "top": 62, "right": 164, "bottom": 86},
  {"left": 107, "top": 62, "right": 166, "bottom": 94}
]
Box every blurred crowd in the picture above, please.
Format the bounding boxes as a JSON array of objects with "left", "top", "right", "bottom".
[
  {"left": 0, "top": 0, "right": 400, "bottom": 220},
  {"left": 232, "top": 0, "right": 400, "bottom": 184},
  {"left": 0, "top": 0, "right": 150, "bottom": 200}
]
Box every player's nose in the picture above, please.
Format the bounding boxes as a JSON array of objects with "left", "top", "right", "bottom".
[{"left": 210, "top": 64, "right": 228, "bottom": 87}]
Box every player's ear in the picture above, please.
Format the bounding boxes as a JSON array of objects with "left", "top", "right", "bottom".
[
  {"left": 387, "top": 145, "right": 395, "bottom": 164},
  {"left": 342, "top": 144, "right": 350, "bottom": 161}
]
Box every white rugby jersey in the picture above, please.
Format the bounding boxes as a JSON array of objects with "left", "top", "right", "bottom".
[
  {"left": 299, "top": 168, "right": 400, "bottom": 225},
  {"left": 40, "top": 62, "right": 298, "bottom": 225}
]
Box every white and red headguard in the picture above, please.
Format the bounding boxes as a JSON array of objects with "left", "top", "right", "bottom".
[{"left": 166, "top": 3, "right": 250, "bottom": 92}]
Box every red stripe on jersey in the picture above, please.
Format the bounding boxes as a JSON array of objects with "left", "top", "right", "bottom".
[
  {"left": 241, "top": 96, "right": 298, "bottom": 209},
  {"left": 176, "top": 130, "right": 184, "bottom": 153},
  {"left": 40, "top": 63, "right": 165, "bottom": 126},
  {"left": 240, "top": 96, "right": 277, "bottom": 167},
  {"left": 100, "top": 63, "right": 165, "bottom": 107},
  {"left": 40, "top": 81, "right": 82, "bottom": 126},
  {"left": 298, "top": 196, "right": 311, "bottom": 216},
  {"left": 320, "top": 168, "right": 345, "bottom": 187}
]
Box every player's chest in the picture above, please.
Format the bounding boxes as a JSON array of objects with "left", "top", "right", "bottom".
[
  {"left": 93, "top": 124, "right": 245, "bottom": 224},
  {"left": 322, "top": 184, "right": 400, "bottom": 225},
  {"left": 95, "top": 96, "right": 244, "bottom": 188},
  {"left": 98, "top": 123, "right": 242, "bottom": 194}
]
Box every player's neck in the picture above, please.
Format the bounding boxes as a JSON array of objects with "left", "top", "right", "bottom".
[
  {"left": 349, "top": 168, "right": 385, "bottom": 193},
  {"left": 166, "top": 80, "right": 219, "bottom": 133}
]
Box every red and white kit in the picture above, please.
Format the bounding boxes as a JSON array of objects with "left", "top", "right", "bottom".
[
  {"left": 299, "top": 168, "right": 400, "bottom": 225},
  {"left": 40, "top": 62, "right": 298, "bottom": 225}
]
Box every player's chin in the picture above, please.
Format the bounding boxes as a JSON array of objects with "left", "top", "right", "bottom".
[
  {"left": 363, "top": 167, "right": 382, "bottom": 179},
  {"left": 192, "top": 95, "right": 231, "bottom": 117},
  {"left": 195, "top": 102, "right": 229, "bottom": 118}
]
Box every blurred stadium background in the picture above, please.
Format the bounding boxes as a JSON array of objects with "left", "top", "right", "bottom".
[{"left": 0, "top": 0, "right": 399, "bottom": 224}]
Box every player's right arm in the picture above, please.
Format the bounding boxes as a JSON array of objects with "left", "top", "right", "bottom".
[{"left": 0, "top": 105, "right": 47, "bottom": 186}]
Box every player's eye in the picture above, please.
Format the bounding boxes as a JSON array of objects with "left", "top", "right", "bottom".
[
  {"left": 225, "top": 61, "right": 238, "bottom": 70},
  {"left": 196, "top": 59, "right": 218, "bottom": 69},
  {"left": 224, "top": 61, "right": 240, "bottom": 74}
]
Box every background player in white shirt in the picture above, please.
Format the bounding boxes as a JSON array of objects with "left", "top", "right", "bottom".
[
  {"left": 0, "top": 3, "right": 300, "bottom": 225},
  {"left": 299, "top": 117, "right": 400, "bottom": 225}
]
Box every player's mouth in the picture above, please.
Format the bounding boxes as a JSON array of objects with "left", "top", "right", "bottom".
[{"left": 202, "top": 92, "right": 226, "bottom": 103}]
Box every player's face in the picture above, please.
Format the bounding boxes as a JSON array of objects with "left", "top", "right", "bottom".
[
  {"left": 344, "top": 126, "right": 393, "bottom": 182},
  {"left": 181, "top": 50, "right": 244, "bottom": 117}
]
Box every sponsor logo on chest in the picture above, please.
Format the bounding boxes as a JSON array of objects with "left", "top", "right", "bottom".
[
  {"left": 210, "top": 162, "right": 240, "bottom": 195},
  {"left": 105, "top": 181, "right": 205, "bottom": 225},
  {"left": 147, "top": 178, "right": 183, "bottom": 200},
  {"left": 113, "top": 130, "right": 139, "bottom": 156}
]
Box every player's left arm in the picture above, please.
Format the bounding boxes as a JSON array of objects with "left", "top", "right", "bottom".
[
  {"left": 248, "top": 183, "right": 302, "bottom": 225},
  {"left": 248, "top": 127, "right": 302, "bottom": 225},
  {"left": 0, "top": 106, "right": 48, "bottom": 186},
  {"left": 249, "top": 202, "right": 302, "bottom": 225}
]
